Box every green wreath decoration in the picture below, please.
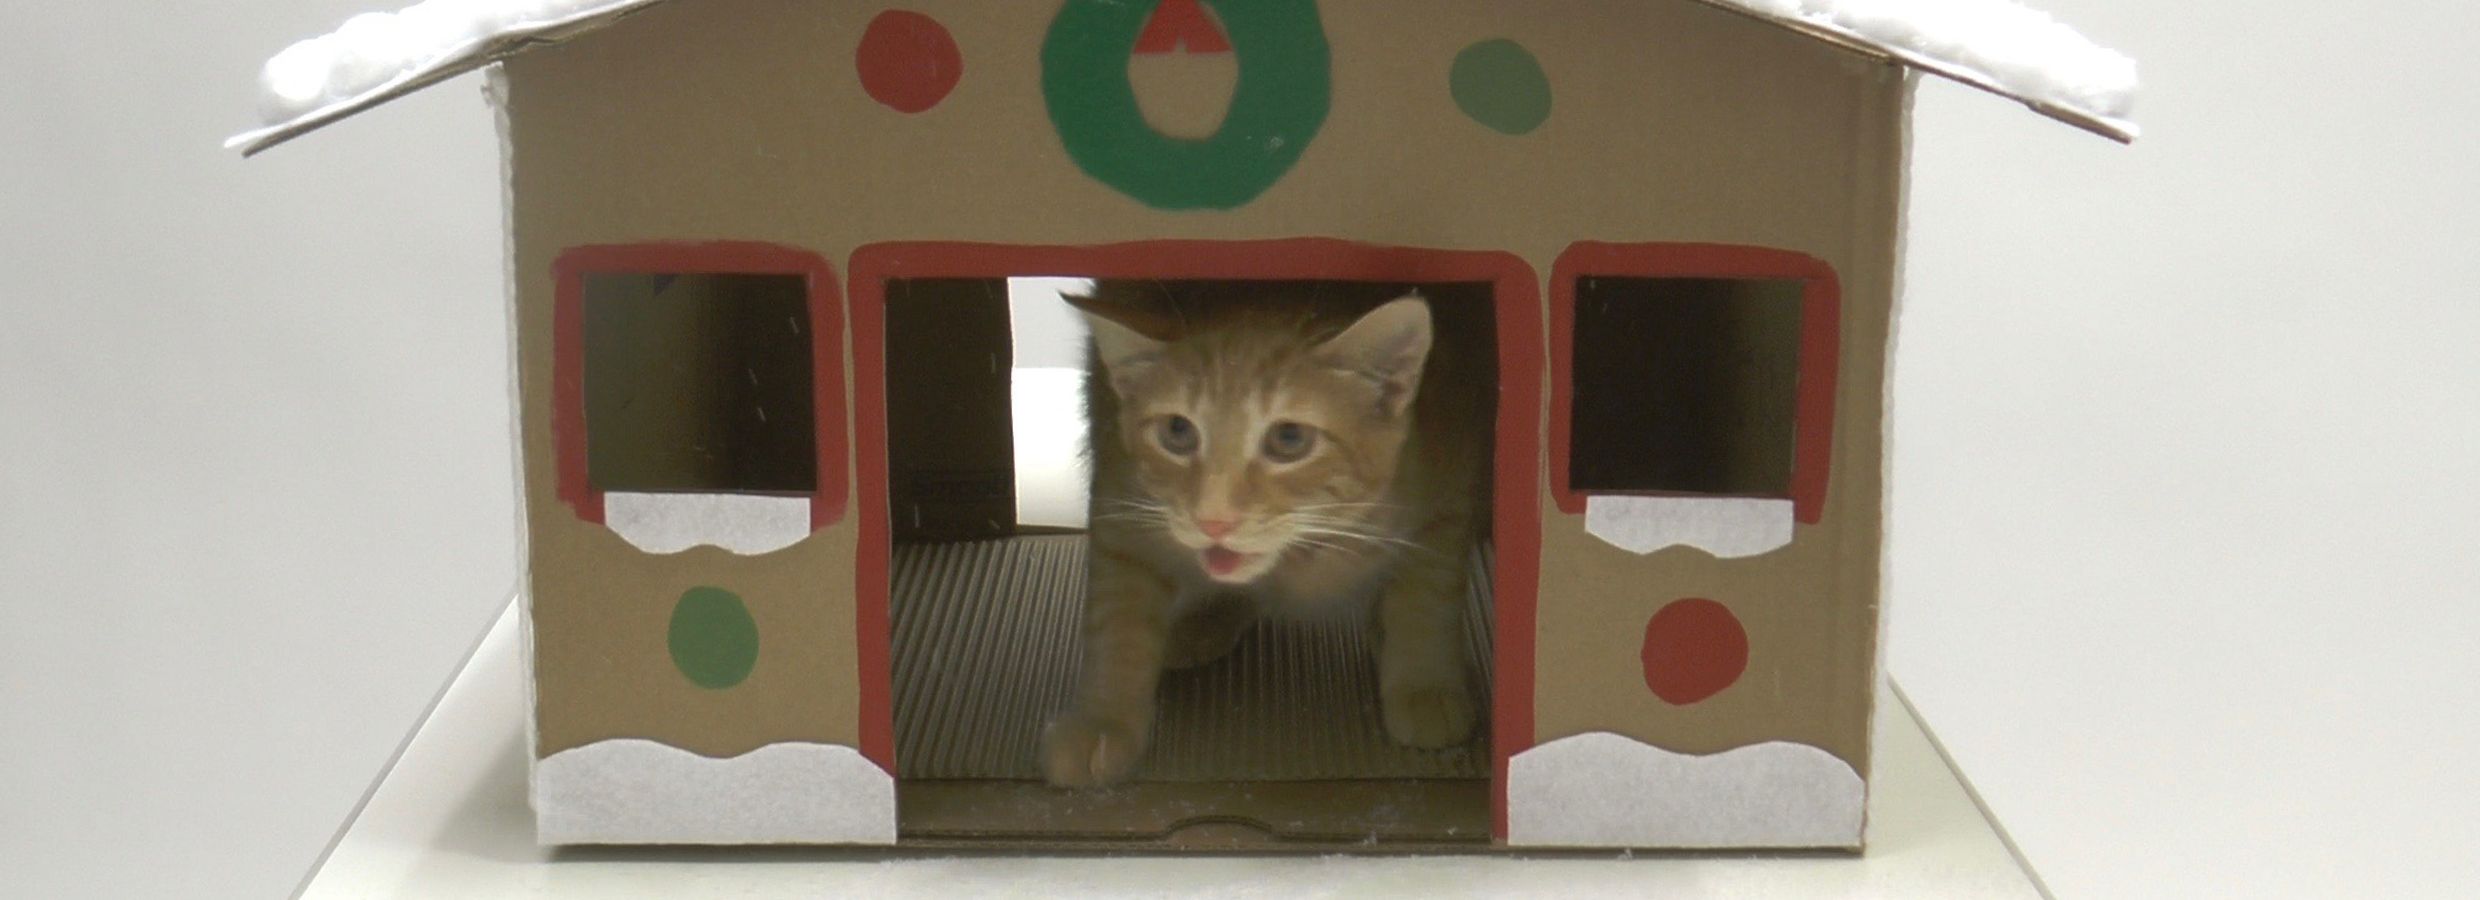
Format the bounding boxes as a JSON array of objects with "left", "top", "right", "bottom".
[{"left": 1041, "top": 0, "right": 1332, "bottom": 210}]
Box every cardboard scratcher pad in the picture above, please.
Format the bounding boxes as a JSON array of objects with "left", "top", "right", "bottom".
[
  {"left": 890, "top": 535, "right": 1494, "bottom": 845},
  {"left": 889, "top": 535, "right": 1495, "bottom": 782}
]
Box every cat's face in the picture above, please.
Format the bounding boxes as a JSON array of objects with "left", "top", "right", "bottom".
[{"left": 1082, "top": 295, "right": 1433, "bottom": 585}]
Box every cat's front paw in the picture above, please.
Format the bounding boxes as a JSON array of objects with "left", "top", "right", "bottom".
[
  {"left": 1382, "top": 680, "right": 1476, "bottom": 749},
  {"left": 1041, "top": 710, "right": 1149, "bottom": 788}
]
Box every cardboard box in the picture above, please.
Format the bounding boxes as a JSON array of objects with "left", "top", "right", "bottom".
[{"left": 230, "top": 0, "right": 2134, "bottom": 850}]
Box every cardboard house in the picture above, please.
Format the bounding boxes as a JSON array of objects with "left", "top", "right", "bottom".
[{"left": 230, "top": 0, "right": 2135, "bottom": 851}]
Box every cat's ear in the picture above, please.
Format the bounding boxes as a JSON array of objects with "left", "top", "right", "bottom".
[
  {"left": 1318, "top": 294, "right": 1433, "bottom": 419},
  {"left": 1066, "top": 291, "right": 1169, "bottom": 399}
]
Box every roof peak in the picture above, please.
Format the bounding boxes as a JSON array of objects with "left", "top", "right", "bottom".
[{"left": 227, "top": 0, "right": 2136, "bottom": 156}]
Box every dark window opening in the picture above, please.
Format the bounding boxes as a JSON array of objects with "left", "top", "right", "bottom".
[
  {"left": 883, "top": 278, "right": 1018, "bottom": 540},
  {"left": 581, "top": 272, "right": 817, "bottom": 493},
  {"left": 1569, "top": 276, "right": 1804, "bottom": 496}
]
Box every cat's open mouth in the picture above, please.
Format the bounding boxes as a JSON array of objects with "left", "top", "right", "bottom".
[{"left": 1199, "top": 545, "right": 1260, "bottom": 581}]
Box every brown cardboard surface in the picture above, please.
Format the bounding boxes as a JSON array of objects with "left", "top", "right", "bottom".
[
  {"left": 1127, "top": 51, "right": 1239, "bottom": 140},
  {"left": 505, "top": 0, "right": 1903, "bottom": 838},
  {"left": 526, "top": 532, "right": 861, "bottom": 759}
]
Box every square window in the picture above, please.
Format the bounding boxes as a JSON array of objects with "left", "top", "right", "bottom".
[
  {"left": 1567, "top": 276, "right": 1806, "bottom": 496},
  {"left": 580, "top": 272, "right": 818, "bottom": 494}
]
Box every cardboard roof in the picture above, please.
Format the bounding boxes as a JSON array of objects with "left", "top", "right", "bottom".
[{"left": 226, "top": 0, "right": 2138, "bottom": 156}]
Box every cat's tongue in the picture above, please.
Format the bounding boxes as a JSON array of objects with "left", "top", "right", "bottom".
[{"left": 1201, "top": 546, "right": 1248, "bottom": 577}]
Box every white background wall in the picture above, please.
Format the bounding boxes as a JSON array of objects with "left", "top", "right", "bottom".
[
  {"left": 1892, "top": 1, "right": 2480, "bottom": 896},
  {"left": 2, "top": 3, "right": 512, "bottom": 897},
  {"left": 2, "top": 2, "right": 2473, "bottom": 898}
]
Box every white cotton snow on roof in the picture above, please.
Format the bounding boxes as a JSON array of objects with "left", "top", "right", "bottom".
[
  {"left": 255, "top": 0, "right": 603, "bottom": 121},
  {"left": 229, "top": 0, "right": 670, "bottom": 153},
  {"left": 1711, "top": 0, "right": 2138, "bottom": 137}
]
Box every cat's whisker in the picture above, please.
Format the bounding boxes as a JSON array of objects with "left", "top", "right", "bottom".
[
  {"left": 1286, "top": 536, "right": 1364, "bottom": 559},
  {"left": 1293, "top": 500, "right": 1402, "bottom": 510},
  {"left": 1281, "top": 513, "right": 1383, "bottom": 529},
  {"left": 1290, "top": 525, "right": 1438, "bottom": 557},
  {"left": 1280, "top": 513, "right": 1413, "bottom": 537},
  {"left": 1092, "top": 498, "right": 1178, "bottom": 528},
  {"left": 1090, "top": 507, "right": 1179, "bottom": 527}
]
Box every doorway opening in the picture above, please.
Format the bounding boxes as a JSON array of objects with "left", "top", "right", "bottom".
[{"left": 853, "top": 243, "right": 1540, "bottom": 847}]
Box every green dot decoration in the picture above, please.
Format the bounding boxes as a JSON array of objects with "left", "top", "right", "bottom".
[
  {"left": 1450, "top": 38, "right": 1552, "bottom": 136},
  {"left": 668, "top": 586, "right": 759, "bottom": 689}
]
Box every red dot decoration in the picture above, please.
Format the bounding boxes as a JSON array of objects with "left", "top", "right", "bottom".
[
  {"left": 856, "top": 10, "right": 962, "bottom": 114},
  {"left": 1641, "top": 598, "right": 1749, "bottom": 706}
]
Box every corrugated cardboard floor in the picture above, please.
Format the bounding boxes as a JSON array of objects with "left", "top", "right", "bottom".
[{"left": 889, "top": 535, "right": 1494, "bottom": 845}]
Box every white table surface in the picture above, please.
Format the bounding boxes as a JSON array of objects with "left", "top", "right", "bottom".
[{"left": 298, "top": 601, "right": 2039, "bottom": 898}]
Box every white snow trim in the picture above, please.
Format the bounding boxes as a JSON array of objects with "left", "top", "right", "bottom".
[
  {"left": 1713, "top": 0, "right": 2136, "bottom": 133},
  {"left": 603, "top": 491, "right": 811, "bottom": 556},
  {"left": 534, "top": 739, "right": 896, "bottom": 845},
  {"left": 1508, "top": 732, "right": 1865, "bottom": 848},
  {"left": 230, "top": 0, "right": 670, "bottom": 151},
  {"left": 1584, "top": 495, "right": 1795, "bottom": 558}
]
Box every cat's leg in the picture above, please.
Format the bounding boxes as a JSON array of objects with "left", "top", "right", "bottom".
[
  {"left": 1042, "top": 544, "right": 1173, "bottom": 787},
  {"left": 1377, "top": 531, "right": 1477, "bottom": 749},
  {"left": 1162, "top": 591, "right": 1254, "bottom": 670}
]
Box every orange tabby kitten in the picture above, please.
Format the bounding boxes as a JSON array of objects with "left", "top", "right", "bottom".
[{"left": 1042, "top": 281, "right": 1493, "bottom": 788}]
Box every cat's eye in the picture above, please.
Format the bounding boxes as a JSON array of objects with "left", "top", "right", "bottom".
[
  {"left": 1261, "top": 421, "right": 1316, "bottom": 463},
  {"left": 1157, "top": 415, "right": 1200, "bottom": 455}
]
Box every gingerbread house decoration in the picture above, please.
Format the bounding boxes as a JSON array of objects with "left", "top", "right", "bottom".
[{"left": 231, "top": 0, "right": 2134, "bottom": 850}]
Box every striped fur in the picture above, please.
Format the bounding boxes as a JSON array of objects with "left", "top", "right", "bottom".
[{"left": 1042, "top": 281, "right": 1494, "bottom": 787}]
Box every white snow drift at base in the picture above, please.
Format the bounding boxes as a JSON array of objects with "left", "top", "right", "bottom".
[
  {"left": 534, "top": 739, "right": 896, "bottom": 845},
  {"left": 1508, "top": 732, "right": 1866, "bottom": 848},
  {"left": 245, "top": 0, "right": 2135, "bottom": 140}
]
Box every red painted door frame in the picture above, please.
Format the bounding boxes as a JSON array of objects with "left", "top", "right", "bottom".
[{"left": 847, "top": 239, "right": 1544, "bottom": 839}]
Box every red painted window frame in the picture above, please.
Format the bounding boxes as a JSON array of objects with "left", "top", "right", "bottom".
[
  {"left": 550, "top": 242, "right": 850, "bottom": 529},
  {"left": 1548, "top": 242, "right": 1840, "bottom": 525},
  {"left": 846, "top": 240, "right": 1544, "bottom": 838}
]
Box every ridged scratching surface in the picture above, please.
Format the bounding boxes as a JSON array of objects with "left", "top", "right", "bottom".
[{"left": 891, "top": 535, "right": 1494, "bottom": 781}]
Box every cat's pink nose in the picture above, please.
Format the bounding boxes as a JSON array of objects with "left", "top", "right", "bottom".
[{"left": 1195, "top": 519, "right": 1237, "bottom": 541}]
